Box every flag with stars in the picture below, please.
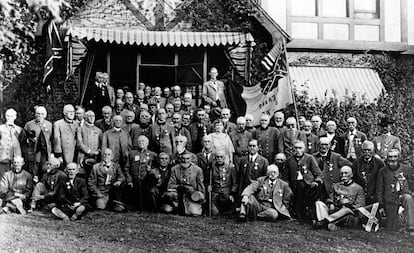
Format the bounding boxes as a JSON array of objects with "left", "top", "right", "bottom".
[{"left": 43, "top": 20, "right": 63, "bottom": 83}]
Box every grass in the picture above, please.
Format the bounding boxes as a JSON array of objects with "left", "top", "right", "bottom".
[{"left": 0, "top": 210, "right": 413, "bottom": 253}]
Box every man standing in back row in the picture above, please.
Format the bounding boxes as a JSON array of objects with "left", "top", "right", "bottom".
[{"left": 203, "top": 67, "right": 227, "bottom": 120}]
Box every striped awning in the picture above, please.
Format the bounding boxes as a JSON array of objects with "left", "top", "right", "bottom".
[
  {"left": 290, "top": 66, "right": 385, "bottom": 103},
  {"left": 65, "top": 26, "right": 254, "bottom": 47}
]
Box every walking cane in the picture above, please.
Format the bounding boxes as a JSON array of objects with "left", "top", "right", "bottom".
[{"left": 208, "top": 164, "right": 212, "bottom": 216}]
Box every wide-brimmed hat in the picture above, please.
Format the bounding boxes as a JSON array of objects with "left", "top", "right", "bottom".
[
  {"left": 190, "top": 191, "right": 205, "bottom": 203},
  {"left": 379, "top": 117, "right": 394, "bottom": 126}
]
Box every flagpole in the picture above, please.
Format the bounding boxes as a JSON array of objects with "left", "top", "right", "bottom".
[{"left": 282, "top": 39, "right": 301, "bottom": 131}]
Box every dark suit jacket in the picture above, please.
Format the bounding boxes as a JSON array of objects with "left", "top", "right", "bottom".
[
  {"left": 197, "top": 151, "right": 216, "bottom": 187},
  {"left": 101, "top": 128, "right": 132, "bottom": 165},
  {"left": 340, "top": 130, "right": 367, "bottom": 158},
  {"left": 320, "top": 133, "right": 344, "bottom": 155},
  {"left": 313, "top": 151, "right": 352, "bottom": 195},
  {"left": 57, "top": 176, "right": 89, "bottom": 207},
  {"left": 237, "top": 154, "right": 269, "bottom": 196},
  {"left": 303, "top": 132, "right": 319, "bottom": 154},
  {"left": 352, "top": 156, "right": 385, "bottom": 204},
  {"left": 283, "top": 153, "right": 323, "bottom": 190}
]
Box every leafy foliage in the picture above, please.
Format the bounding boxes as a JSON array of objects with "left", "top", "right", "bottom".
[{"left": 285, "top": 53, "right": 414, "bottom": 163}]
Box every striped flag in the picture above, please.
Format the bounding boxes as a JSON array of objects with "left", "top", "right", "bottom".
[
  {"left": 42, "top": 21, "right": 63, "bottom": 83},
  {"left": 260, "top": 39, "right": 288, "bottom": 94},
  {"left": 66, "top": 37, "right": 88, "bottom": 79},
  {"left": 225, "top": 41, "right": 253, "bottom": 80}
]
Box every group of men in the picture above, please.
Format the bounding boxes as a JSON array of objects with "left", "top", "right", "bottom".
[{"left": 0, "top": 67, "right": 412, "bottom": 236}]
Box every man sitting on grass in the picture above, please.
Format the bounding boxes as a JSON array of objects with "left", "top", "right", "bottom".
[
  {"left": 240, "top": 164, "right": 293, "bottom": 221},
  {"left": 52, "top": 163, "right": 89, "bottom": 221},
  {"left": 0, "top": 156, "right": 33, "bottom": 214},
  {"left": 314, "top": 166, "right": 365, "bottom": 231}
]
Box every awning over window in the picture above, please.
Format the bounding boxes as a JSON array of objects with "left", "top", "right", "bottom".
[
  {"left": 290, "top": 66, "right": 385, "bottom": 103},
  {"left": 65, "top": 26, "right": 254, "bottom": 47}
]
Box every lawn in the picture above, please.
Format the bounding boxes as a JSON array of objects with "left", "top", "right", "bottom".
[{"left": 0, "top": 211, "right": 412, "bottom": 253}]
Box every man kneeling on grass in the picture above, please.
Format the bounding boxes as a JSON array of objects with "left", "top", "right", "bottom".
[
  {"left": 314, "top": 166, "right": 365, "bottom": 231},
  {"left": 239, "top": 165, "right": 293, "bottom": 221},
  {"left": 52, "top": 163, "right": 89, "bottom": 221}
]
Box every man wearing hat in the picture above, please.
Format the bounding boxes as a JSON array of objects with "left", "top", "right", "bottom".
[
  {"left": 164, "top": 153, "right": 205, "bottom": 216},
  {"left": 240, "top": 164, "right": 293, "bottom": 221},
  {"left": 76, "top": 110, "right": 102, "bottom": 178},
  {"left": 372, "top": 117, "right": 401, "bottom": 160},
  {"left": 30, "top": 157, "right": 67, "bottom": 211},
  {"left": 88, "top": 148, "right": 126, "bottom": 212},
  {"left": 86, "top": 72, "right": 115, "bottom": 116}
]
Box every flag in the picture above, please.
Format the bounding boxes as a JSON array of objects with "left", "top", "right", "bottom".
[
  {"left": 66, "top": 37, "right": 88, "bottom": 79},
  {"left": 43, "top": 20, "right": 63, "bottom": 83},
  {"left": 225, "top": 41, "right": 254, "bottom": 80},
  {"left": 227, "top": 38, "right": 293, "bottom": 125}
]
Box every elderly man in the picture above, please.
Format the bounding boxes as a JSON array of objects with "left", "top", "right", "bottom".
[
  {"left": 221, "top": 108, "right": 237, "bottom": 135},
  {"left": 124, "top": 92, "right": 140, "bottom": 120},
  {"left": 88, "top": 148, "right": 126, "bottom": 212},
  {"left": 352, "top": 141, "right": 385, "bottom": 205},
  {"left": 51, "top": 163, "right": 89, "bottom": 221},
  {"left": 145, "top": 152, "right": 172, "bottom": 212},
  {"left": 148, "top": 87, "right": 167, "bottom": 109},
  {"left": 170, "top": 135, "right": 197, "bottom": 166},
  {"left": 134, "top": 110, "right": 151, "bottom": 140},
  {"left": 240, "top": 164, "right": 293, "bottom": 221},
  {"left": 377, "top": 149, "right": 414, "bottom": 233},
  {"left": 114, "top": 99, "right": 129, "bottom": 120},
  {"left": 321, "top": 120, "right": 343, "bottom": 155},
  {"left": 230, "top": 117, "right": 252, "bottom": 167},
  {"left": 172, "top": 113, "right": 192, "bottom": 151},
  {"left": 340, "top": 117, "right": 367, "bottom": 162},
  {"left": 284, "top": 140, "right": 323, "bottom": 220},
  {"left": 245, "top": 114, "right": 256, "bottom": 133},
  {"left": 372, "top": 117, "right": 401, "bottom": 160},
  {"left": 189, "top": 109, "right": 212, "bottom": 154},
  {"left": 206, "top": 150, "right": 237, "bottom": 216},
  {"left": 94, "top": 106, "right": 114, "bottom": 133},
  {"left": 30, "top": 157, "right": 67, "bottom": 211},
  {"left": 124, "top": 135, "right": 157, "bottom": 211},
  {"left": 278, "top": 117, "right": 306, "bottom": 158},
  {"left": 301, "top": 120, "right": 319, "bottom": 154},
  {"left": 274, "top": 153, "right": 287, "bottom": 178},
  {"left": 0, "top": 108, "right": 23, "bottom": 179},
  {"left": 237, "top": 139, "right": 269, "bottom": 199},
  {"left": 181, "top": 92, "right": 196, "bottom": 116},
  {"left": 313, "top": 137, "right": 352, "bottom": 200},
  {"left": 164, "top": 153, "right": 205, "bottom": 216},
  {"left": 22, "top": 106, "right": 53, "bottom": 182},
  {"left": 271, "top": 111, "right": 286, "bottom": 131},
  {"left": 86, "top": 72, "right": 115, "bottom": 116},
  {"left": 116, "top": 88, "right": 125, "bottom": 101},
  {"left": 163, "top": 87, "right": 171, "bottom": 100},
  {"left": 102, "top": 115, "right": 131, "bottom": 169},
  {"left": 53, "top": 104, "right": 79, "bottom": 165},
  {"left": 0, "top": 156, "right": 33, "bottom": 214},
  {"left": 311, "top": 115, "right": 326, "bottom": 137},
  {"left": 197, "top": 135, "right": 216, "bottom": 189},
  {"left": 122, "top": 110, "right": 140, "bottom": 134},
  {"left": 77, "top": 110, "right": 102, "bottom": 177},
  {"left": 314, "top": 166, "right": 365, "bottom": 231},
  {"left": 75, "top": 106, "right": 85, "bottom": 127},
  {"left": 148, "top": 108, "right": 176, "bottom": 154},
  {"left": 252, "top": 114, "right": 280, "bottom": 164},
  {"left": 168, "top": 85, "right": 182, "bottom": 105},
  {"left": 202, "top": 67, "right": 227, "bottom": 110}
]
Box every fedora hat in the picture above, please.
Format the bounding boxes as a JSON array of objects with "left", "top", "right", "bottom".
[
  {"left": 379, "top": 117, "right": 394, "bottom": 126},
  {"left": 190, "top": 191, "right": 205, "bottom": 203}
]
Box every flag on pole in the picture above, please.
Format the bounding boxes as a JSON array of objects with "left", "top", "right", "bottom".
[
  {"left": 43, "top": 20, "right": 63, "bottom": 83},
  {"left": 260, "top": 38, "right": 288, "bottom": 94}
]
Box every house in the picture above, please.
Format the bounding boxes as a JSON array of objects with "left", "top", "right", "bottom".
[{"left": 256, "top": 0, "right": 414, "bottom": 102}]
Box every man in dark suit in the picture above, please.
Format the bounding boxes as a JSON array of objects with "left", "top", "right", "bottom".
[
  {"left": 85, "top": 72, "right": 115, "bottom": 117},
  {"left": 284, "top": 140, "right": 323, "bottom": 220},
  {"left": 237, "top": 139, "right": 269, "bottom": 199},
  {"left": 148, "top": 109, "right": 176, "bottom": 155},
  {"left": 221, "top": 108, "right": 237, "bottom": 135},
  {"left": 124, "top": 135, "right": 157, "bottom": 211},
  {"left": 172, "top": 113, "right": 192, "bottom": 151},
  {"left": 94, "top": 106, "right": 114, "bottom": 133},
  {"left": 197, "top": 135, "right": 216, "bottom": 189},
  {"left": 240, "top": 164, "right": 293, "bottom": 221},
  {"left": 252, "top": 114, "right": 280, "bottom": 164},
  {"left": 340, "top": 117, "right": 367, "bottom": 162},
  {"left": 352, "top": 140, "right": 384, "bottom": 205},
  {"left": 302, "top": 120, "right": 319, "bottom": 154},
  {"left": 148, "top": 87, "right": 167, "bottom": 110},
  {"left": 313, "top": 137, "right": 352, "bottom": 200},
  {"left": 189, "top": 109, "right": 212, "bottom": 154},
  {"left": 311, "top": 115, "right": 326, "bottom": 137},
  {"left": 372, "top": 117, "right": 401, "bottom": 160},
  {"left": 124, "top": 92, "right": 140, "bottom": 122},
  {"left": 230, "top": 116, "right": 252, "bottom": 168},
  {"left": 278, "top": 117, "right": 306, "bottom": 158}
]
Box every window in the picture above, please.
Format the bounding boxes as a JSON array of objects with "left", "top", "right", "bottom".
[
  {"left": 322, "top": 0, "right": 347, "bottom": 18},
  {"left": 291, "top": 0, "right": 316, "bottom": 16},
  {"left": 354, "top": 0, "right": 378, "bottom": 19}
]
